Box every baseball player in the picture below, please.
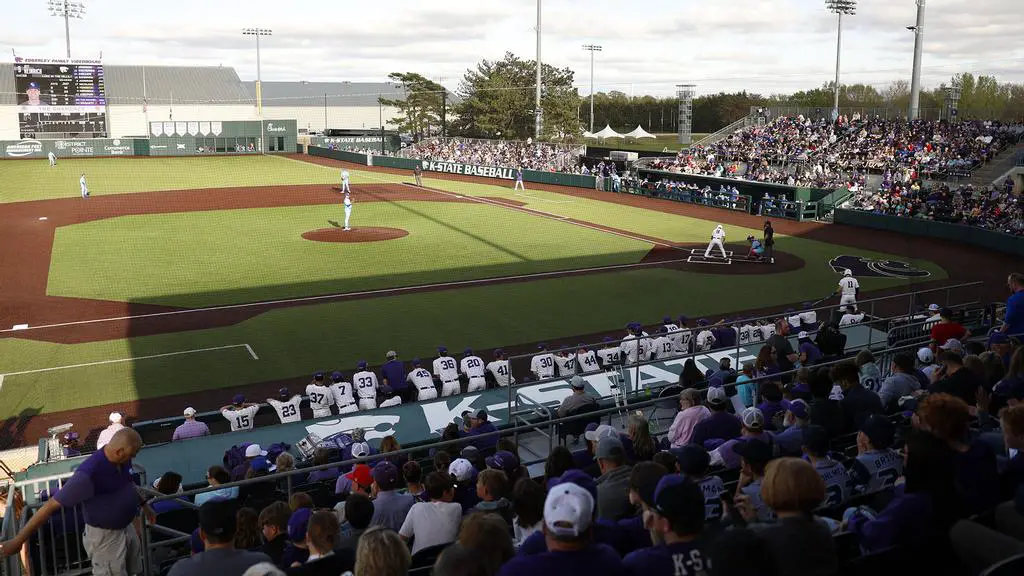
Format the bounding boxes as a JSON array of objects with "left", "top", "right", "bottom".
[
  {"left": 839, "top": 305, "right": 866, "bottom": 327},
  {"left": 758, "top": 320, "right": 776, "bottom": 342},
  {"left": 553, "top": 348, "right": 577, "bottom": 376},
  {"left": 79, "top": 173, "right": 89, "bottom": 199},
  {"left": 513, "top": 167, "right": 525, "bottom": 191},
  {"left": 651, "top": 327, "right": 675, "bottom": 359},
  {"left": 596, "top": 337, "right": 622, "bottom": 369},
  {"left": 837, "top": 269, "right": 860, "bottom": 310},
  {"left": 530, "top": 344, "right": 556, "bottom": 380},
  {"left": 575, "top": 343, "right": 600, "bottom": 374},
  {"left": 704, "top": 224, "right": 727, "bottom": 258},
  {"left": 220, "top": 394, "right": 259, "bottom": 432},
  {"left": 619, "top": 324, "right": 640, "bottom": 364},
  {"left": 305, "top": 372, "right": 335, "bottom": 419},
  {"left": 330, "top": 371, "right": 358, "bottom": 414},
  {"left": 48, "top": 151, "right": 56, "bottom": 167},
  {"left": 379, "top": 386, "right": 402, "bottom": 408},
  {"left": 799, "top": 302, "right": 819, "bottom": 332},
  {"left": 343, "top": 192, "right": 353, "bottom": 231},
  {"left": 433, "top": 347, "right": 461, "bottom": 397},
  {"left": 695, "top": 320, "right": 716, "bottom": 352},
  {"left": 738, "top": 319, "right": 755, "bottom": 345},
  {"left": 676, "top": 316, "right": 693, "bottom": 354},
  {"left": 340, "top": 169, "right": 351, "bottom": 193},
  {"left": 460, "top": 348, "right": 488, "bottom": 392},
  {"left": 486, "top": 349, "right": 515, "bottom": 387},
  {"left": 747, "top": 235, "right": 765, "bottom": 260},
  {"left": 353, "top": 361, "right": 379, "bottom": 410},
  {"left": 661, "top": 316, "right": 680, "bottom": 349},
  {"left": 407, "top": 359, "right": 438, "bottom": 400},
  {"left": 267, "top": 387, "right": 303, "bottom": 424}
]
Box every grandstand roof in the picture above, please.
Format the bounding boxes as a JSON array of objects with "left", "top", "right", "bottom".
[
  {"left": 242, "top": 81, "right": 407, "bottom": 107},
  {"left": 104, "top": 65, "right": 253, "bottom": 104}
]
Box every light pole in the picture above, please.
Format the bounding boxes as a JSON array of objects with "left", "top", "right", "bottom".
[
  {"left": 242, "top": 27, "right": 272, "bottom": 154},
  {"left": 825, "top": 0, "right": 856, "bottom": 120},
  {"left": 535, "top": 0, "right": 542, "bottom": 141},
  {"left": 47, "top": 0, "right": 86, "bottom": 58},
  {"left": 908, "top": 0, "right": 926, "bottom": 120},
  {"left": 582, "top": 44, "right": 602, "bottom": 133}
]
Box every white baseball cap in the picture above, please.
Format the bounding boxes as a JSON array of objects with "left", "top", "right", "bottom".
[
  {"left": 350, "top": 442, "right": 370, "bottom": 458},
  {"left": 245, "top": 444, "right": 267, "bottom": 458},
  {"left": 917, "top": 347, "right": 935, "bottom": 363},
  {"left": 741, "top": 407, "right": 765, "bottom": 429},
  {"left": 939, "top": 339, "right": 963, "bottom": 352},
  {"left": 448, "top": 458, "right": 476, "bottom": 482},
  {"left": 797, "top": 331, "right": 809, "bottom": 339},
  {"left": 928, "top": 304, "right": 940, "bottom": 312},
  {"left": 183, "top": 407, "right": 197, "bottom": 417},
  {"left": 544, "top": 481, "right": 594, "bottom": 537},
  {"left": 109, "top": 412, "right": 122, "bottom": 424},
  {"left": 706, "top": 386, "right": 728, "bottom": 405},
  {"left": 584, "top": 424, "right": 617, "bottom": 442}
]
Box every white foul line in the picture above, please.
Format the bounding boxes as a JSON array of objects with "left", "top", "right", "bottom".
[{"left": 0, "top": 344, "right": 258, "bottom": 378}]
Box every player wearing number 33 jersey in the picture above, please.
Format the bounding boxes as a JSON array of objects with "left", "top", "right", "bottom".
[
  {"left": 433, "top": 346, "right": 461, "bottom": 397},
  {"left": 306, "top": 372, "right": 335, "bottom": 419},
  {"left": 407, "top": 359, "right": 438, "bottom": 401},
  {"left": 461, "top": 348, "right": 487, "bottom": 392},
  {"left": 267, "top": 387, "right": 303, "bottom": 424},
  {"left": 353, "top": 361, "right": 379, "bottom": 410},
  {"left": 330, "top": 371, "right": 358, "bottom": 414}
]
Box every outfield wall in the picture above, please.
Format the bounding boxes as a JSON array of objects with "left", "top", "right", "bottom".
[{"left": 834, "top": 209, "right": 1024, "bottom": 256}]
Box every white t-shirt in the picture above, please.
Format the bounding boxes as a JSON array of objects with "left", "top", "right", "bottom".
[
  {"left": 576, "top": 350, "right": 600, "bottom": 373},
  {"left": 531, "top": 353, "right": 555, "bottom": 379},
  {"left": 433, "top": 356, "right": 459, "bottom": 382},
  {"left": 399, "top": 501, "right": 462, "bottom": 555},
  {"left": 460, "top": 356, "right": 486, "bottom": 379},
  {"left": 353, "top": 370, "right": 378, "bottom": 399},
  {"left": 330, "top": 380, "right": 355, "bottom": 407},
  {"left": 839, "top": 277, "right": 860, "bottom": 296},
  {"left": 268, "top": 395, "right": 303, "bottom": 423},
  {"left": 407, "top": 368, "right": 436, "bottom": 393},
  {"left": 486, "top": 360, "right": 514, "bottom": 386},
  {"left": 305, "top": 383, "right": 334, "bottom": 413},
  {"left": 221, "top": 405, "right": 259, "bottom": 432}
]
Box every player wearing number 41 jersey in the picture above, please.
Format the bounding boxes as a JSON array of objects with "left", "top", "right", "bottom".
[
  {"left": 221, "top": 394, "right": 260, "bottom": 432},
  {"left": 330, "top": 371, "right": 358, "bottom": 414},
  {"left": 460, "top": 348, "right": 487, "bottom": 392},
  {"left": 267, "top": 387, "right": 303, "bottom": 424},
  {"left": 487, "top": 349, "right": 515, "bottom": 387},
  {"left": 306, "top": 372, "right": 335, "bottom": 419},
  {"left": 433, "top": 346, "right": 461, "bottom": 397},
  {"left": 354, "top": 361, "right": 379, "bottom": 410},
  {"left": 407, "top": 359, "right": 438, "bottom": 401}
]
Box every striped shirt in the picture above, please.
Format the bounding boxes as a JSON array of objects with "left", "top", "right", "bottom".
[{"left": 171, "top": 419, "right": 210, "bottom": 441}]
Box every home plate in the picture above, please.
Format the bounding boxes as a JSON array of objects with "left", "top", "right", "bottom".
[
  {"left": 12, "top": 324, "right": 28, "bottom": 330},
  {"left": 39, "top": 217, "right": 48, "bottom": 221}
]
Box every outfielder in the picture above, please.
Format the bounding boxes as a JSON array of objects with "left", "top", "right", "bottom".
[
  {"left": 343, "top": 192, "right": 353, "bottom": 231},
  {"left": 837, "top": 269, "right": 860, "bottom": 309},
  {"left": 330, "top": 371, "right": 358, "bottom": 414},
  {"left": 267, "top": 388, "right": 303, "bottom": 424},
  {"left": 460, "top": 348, "right": 488, "bottom": 392},
  {"left": 513, "top": 167, "right": 525, "bottom": 191},
  {"left": 48, "top": 151, "right": 56, "bottom": 167},
  {"left": 704, "top": 224, "right": 727, "bottom": 258},
  {"left": 340, "top": 169, "right": 351, "bottom": 193},
  {"left": 433, "top": 346, "right": 461, "bottom": 397},
  {"left": 305, "top": 372, "right": 335, "bottom": 419},
  {"left": 80, "top": 173, "right": 89, "bottom": 199},
  {"left": 407, "top": 359, "right": 438, "bottom": 401},
  {"left": 353, "top": 361, "right": 379, "bottom": 410}
]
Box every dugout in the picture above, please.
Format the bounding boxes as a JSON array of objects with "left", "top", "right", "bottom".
[{"left": 146, "top": 119, "right": 297, "bottom": 155}]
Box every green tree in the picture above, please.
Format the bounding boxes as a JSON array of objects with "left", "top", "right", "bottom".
[
  {"left": 378, "top": 72, "right": 447, "bottom": 140},
  {"left": 453, "top": 52, "right": 581, "bottom": 141}
]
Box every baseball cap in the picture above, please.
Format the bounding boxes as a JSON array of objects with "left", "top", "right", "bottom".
[
  {"left": 287, "top": 508, "right": 313, "bottom": 542},
  {"left": 706, "top": 386, "right": 728, "bottom": 406},
  {"left": 350, "top": 442, "right": 370, "bottom": 458},
  {"left": 554, "top": 469, "right": 598, "bottom": 501},
  {"left": 663, "top": 316, "right": 673, "bottom": 323},
  {"left": 199, "top": 499, "right": 237, "bottom": 539},
  {"left": 679, "top": 315, "right": 688, "bottom": 323},
  {"left": 652, "top": 475, "right": 704, "bottom": 526},
  {"left": 28, "top": 81, "right": 40, "bottom": 89},
  {"left": 570, "top": 375, "right": 586, "bottom": 389},
  {"left": 596, "top": 436, "right": 626, "bottom": 460},
  {"left": 801, "top": 425, "right": 830, "bottom": 455},
  {"left": 733, "top": 438, "right": 773, "bottom": 466},
  {"left": 860, "top": 414, "right": 896, "bottom": 449},
  {"left": 245, "top": 444, "right": 267, "bottom": 458},
  {"left": 475, "top": 409, "right": 488, "bottom": 421},
  {"left": 797, "top": 331, "right": 809, "bottom": 339},
  {"left": 232, "top": 394, "right": 245, "bottom": 405},
  {"left": 460, "top": 445, "right": 481, "bottom": 461},
  {"left": 63, "top": 431, "right": 79, "bottom": 442},
  {"left": 331, "top": 371, "right": 343, "bottom": 381},
  {"left": 782, "top": 399, "right": 809, "bottom": 419},
  {"left": 543, "top": 482, "right": 594, "bottom": 537},
  {"left": 939, "top": 338, "right": 963, "bottom": 352},
  {"left": 412, "top": 358, "right": 421, "bottom": 366},
  {"left": 697, "top": 319, "right": 709, "bottom": 327},
  {"left": 183, "top": 407, "right": 196, "bottom": 417},
  {"left": 939, "top": 307, "right": 954, "bottom": 318},
  {"left": 928, "top": 303, "right": 940, "bottom": 312},
  {"left": 585, "top": 424, "right": 617, "bottom": 442},
  {"left": 372, "top": 461, "right": 400, "bottom": 491},
  {"left": 109, "top": 412, "right": 123, "bottom": 423},
  {"left": 486, "top": 450, "right": 520, "bottom": 475},
  {"left": 990, "top": 332, "right": 1009, "bottom": 345},
  {"left": 802, "top": 301, "right": 812, "bottom": 309},
  {"left": 250, "top": 457, "right": 270, "bottom": 473},
  {"left": 538, "top": 343, "right": 548, "bottom": 350},
  {"left": 494, "top": 348, "right": 505, "bottom": 357},
  {"left": 279, "top": 387, "right": 291, "bottom": 399},
  {"left": 917, "top": 347, "right": 934, "bottom": 363},
  {"left": 438, "top": 346, "right": 448, "bottom": 354},
  {"left": 344, "top": 463, "right": 373, "bottom": 486},
  {"left": 313, "top": 371, "right": 325, "bottom": 380},
  {"left": 582, "top": 422, "right": 599, "bottom": 437},
  {"left": 602, "top": 336, "right": 613, "bottom": 343},
  {"left": 464, "top": 348, "right": 473, "bottom": 356},
  {"left": 672, "top": 444, "right": 710, "bottom": 476},
  {"left": 460, "top": 410, "right": 473, "bottom": 424},
  {"left": 449, "top": 458, "right": 476, "bottom": 482},
  {"left": 741, "top": 407, "right": 765, "bottom": 430},
  {"left": 357, "top": 360, "right": 368, "bottom": 369}
]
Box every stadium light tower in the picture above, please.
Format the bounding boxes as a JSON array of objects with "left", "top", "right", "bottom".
[
  {"left": 825, "top": 0, "right": 856, "bottom": 120},
  {"left": 908, "top": 0, "right": 926, "bottom": 120},
  {"left": 47, "top": 0, "right": 86, "bottom": 58},
  {"left": 582, "top": 44, "right": 602, "bottom": 133},
  {"left": 535, "top": 0, "right": 542, "bottom": 140},
  {"left": 242, "top": 27, "right": 272, "bottom": 154}
]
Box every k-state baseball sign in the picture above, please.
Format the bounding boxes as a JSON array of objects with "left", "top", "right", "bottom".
[{"left": 422, "top": 160, "right": 515, "bottom": 180}]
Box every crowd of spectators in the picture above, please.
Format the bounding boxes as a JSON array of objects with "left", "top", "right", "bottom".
[{"left": 399, "top": 137, "right": 582, "bottom": 172}]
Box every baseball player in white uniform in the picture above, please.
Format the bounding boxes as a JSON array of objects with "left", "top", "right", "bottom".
[
  {"left": 676, "top": 316, "right": 693, "bottom": 354},
  {"left": 739, "top": 320, "right": 756, "bottom": 345},
  {"left": 486, "top": 349, "right": 515, "bottom": 387},
  {"left": 460, "top": 348, "right": 488, "bottom": 392},
  {"left": 596, "top": 337, "right": 622, "bottom": 369},
  {"left": 695, "top": 320, "right": 716, "bottom": 352},
  {"left": 837, "top": 269, "right": 860, "bottom": 309},
  {"left": 305, "top": 372, "right": 335, "bottom": 419},
  {"left": 620, "top": 325, "right": 640, "bottom": 364},
  {"left": 799, "top": 303, "right": 819, "bottom": 331},
  {"left": 514, "top": 167, "right": 525, "bottom": 191},
  {"left": 576, "top": 344, "right": 600, "bottom": 374},
  {"left": 341, "top": 169, "right": 351, "bottom": 193},
  {"left": 758, "top": 320, "right": 776, "bottom": 341},
  {"left": 343, "top": 192, "right": 353, "bottom": 231},
  {"left": 652, "top": 328, "right": 675, "bottom": 359},
  {"left": 267, "top": 388, "right": 303, "bottom": 424},
  {"left": 661, "top": 316, "right": 681, "bottom": 350},
  {"left": 433, "top": 347, "right": 461, "bottom": 397},
  {"left": 704, "top": 224, "right": 727, "bottom": 258},
  {"left": 553, "top": 349, "right": 577, "bottom": 377},
  {"left": 330, "top": 371, "right": 358, "bottom": 414},
  {"left": 220, "top": 395, "right": 260, "bottom": 432},
  {"left": 839, "top": 305, "right": 866, "bottom": 327},
  {"left": 48, "top": 151, "right": 56, "bottom": 167},
  {"left": 407, "top": 359, "right": 438, "bottom": 400},
  {"left": 80, "top": 173, "right": 89, "bottom": 198},
  {"left": 353, "top": 361, "right": 379, "bottom": 410},
  {"left": 531, "top": 344, "right": 556, "bottom": 380}
]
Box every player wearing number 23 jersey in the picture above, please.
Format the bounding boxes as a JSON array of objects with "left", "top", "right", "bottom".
[
  {"left": 851, "top": 415, "right": 902, "bottom": 494},
  {"left": 407, "top": 359, "right": 438, "bottom": 401},
  {"left": 267, "top": 388, "right": 303, "bottom": 424},
  {"left": 330, "top": 371, "right": 358, "bottom": 414},
  {"left": 306, "top": 372, "right": 335, "bottom": 419},
  {"left": 460, "top": 349, "right": 487, "bottom": 392},
  {"left": 353, "top": 361, "right": 379, "bottom": 410}
]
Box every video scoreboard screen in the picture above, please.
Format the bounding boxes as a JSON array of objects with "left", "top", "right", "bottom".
[{"left": 14, "top": 57, "right": 107, "bottom": 138}]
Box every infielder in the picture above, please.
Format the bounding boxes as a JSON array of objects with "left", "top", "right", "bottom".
[
  {"left": 353, "top": 361, "right": 379, "bottom": 410},
  {"left": 531, "top": 344, "right": 556, "bottom": 380},
  {"left": 80, "top": 173, "right": 89, "bottom": 199},
  {"left": 513, "top": 167, "right": 525, "bottom": 191},
  {"left": 837, "top": 269, "right": 860, "bottom": 310},
  {"left": 330, "top": 371, "right": 358, "bottom": 414},
  {"left": 305, "top": 372, "right": 335, "bottom": 419},
  {"left": 460, "top": 348, "right": 487, "bottom": 392},
  {"left": 48, "top": 151, "right": 56, "bottom": 167},
  {"left": 340, "top": 169, "right": 351, "bottom": 193},
  {"left": 433, "top": 346, "right": 461, "bottom": 397},
  {"left": 267, "top": 387, "right": 303, "bottom": 424},
  {"left": 343, "top": 192, "right": 353, "bottom": 231},
  {"left": 704, "top": 224, "right": 727, "bottom": 258},
  {"left": 407, "top": 359, "right": 437, "bottom": 400}
]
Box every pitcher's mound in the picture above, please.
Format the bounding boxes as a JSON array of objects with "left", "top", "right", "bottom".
[{"left": 302, "top": 227, "right": 409, "bottom": 243}]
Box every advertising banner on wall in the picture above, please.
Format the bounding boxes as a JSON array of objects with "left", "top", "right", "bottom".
[
  {"left": 419, "top": 160, "right": 516, "bottom": 180},
  {"left": 2, "top": 138, "right": 135, "bottom": 158}
]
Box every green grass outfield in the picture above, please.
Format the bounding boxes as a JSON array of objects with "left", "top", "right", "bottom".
[{"left": 0, "top": 155, "right": 946, "bottom": 418}]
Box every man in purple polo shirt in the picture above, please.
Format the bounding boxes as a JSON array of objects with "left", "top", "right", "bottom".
[
  {"left": 380, "top": 350, "right": 410, "bottom": 402},
  {"left": 0, "top": 429, "right": 154, "bottom": 575},
  {"left": 172, "top": 407, "right": 210, "bottom": 441},
  {"left": 623, "top": 475, "right": 710, "bottom": 576}
]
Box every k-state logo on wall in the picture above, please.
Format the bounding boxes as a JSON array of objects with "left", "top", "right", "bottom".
[{"left": 829, "top": 255, "right": 931, "bottom": 278}]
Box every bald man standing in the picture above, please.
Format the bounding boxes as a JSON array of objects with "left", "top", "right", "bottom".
[{"left": 0, "top": 429, "right": 155, "bottom": 575}]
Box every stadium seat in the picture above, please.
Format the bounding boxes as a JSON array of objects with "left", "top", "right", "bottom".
[
  {"left": 153, "top": 508, "right": 199, "bottom": 541},
  {"left": 557, "top": 402, "right": 602, "bottom": 445},
  {"left": 980, "top": 553, "right": 1024, "bottom": 576},
  {"left": 410, "top": 542, "right": 453, "bottom": 570},
  {"left": 290, "top": 482, "right": 336, "bottom": 508}
]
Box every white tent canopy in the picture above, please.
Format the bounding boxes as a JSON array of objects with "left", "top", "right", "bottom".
[
  {"left": 582, "top": 130, "right": 597, "bottom": 139},
  {"left": 593, "top": 124, "right": 625, "bottom": 140},
  {"left": 625, "top": 125, "right": 656, "bottom": 139}
]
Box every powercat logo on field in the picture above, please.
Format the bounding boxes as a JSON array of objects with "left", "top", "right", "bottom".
[
  {"left": 829, "top": 255, "right": 931, "bottom": 278},
  {"left": 5, "top": 139, "right": 42, "bottom": 157}
]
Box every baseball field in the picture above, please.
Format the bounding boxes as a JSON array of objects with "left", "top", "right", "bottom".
[{"left": 0, "top": 153, "right": 1007, "bottom": 447}]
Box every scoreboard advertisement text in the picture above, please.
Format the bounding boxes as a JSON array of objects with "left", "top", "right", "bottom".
[{"left": 13, "top": 57, "right": 108, "bottom": 139}]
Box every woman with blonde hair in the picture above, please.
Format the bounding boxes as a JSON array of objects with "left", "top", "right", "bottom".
[
  {"left": 355, "top": 526, "right": 411, "bottom": 576},
  {"left": 627, "top": 413, "right": 656, "bottom": 462},
  {"left": 666, "top": 388, "right": 710, "bottom": 448},
  {"left": 380, "top": 434, "right": 407, "bottom": 467}
]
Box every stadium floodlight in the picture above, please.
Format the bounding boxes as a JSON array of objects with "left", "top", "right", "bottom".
[
  {"left": 908, "top": 0, "right": 926, "bottom": 120},
  {"left": 582, "top": 45, "right": 602, "bottom": 134},
  {"left": 825, "top": 0, "right": 856, "bottom": 121},
  {"left": 242, "top": 28, "right": 273, "bottom": 154},
  {"left": 47, "top": 0, "right": 86, "bottom": 58}
]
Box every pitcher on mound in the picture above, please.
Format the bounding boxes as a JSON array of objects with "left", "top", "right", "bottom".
[{"left": 704, "top": 224, "right": 727, "bottom": 258}]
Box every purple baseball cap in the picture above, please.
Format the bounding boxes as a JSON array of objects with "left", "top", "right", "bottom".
[
  {"left": 278, "top": 387, "right": 290, "bottom": 399},
  {"left": 287, "top": 508, "right": 313, "bottom": 542},
  {"left": 372, "top": 461, "right": 400, "bottom": 490},
  {"left": 553, "top": 469, "right": 598, "bottom": 502},
  {"left": 412, "top": 358, "right": 421, "bottom": 366},
  {"left": 485, "top": 450, "right": 520, "bottom": 475},
  {"left": 232, "top": 394, "right": 245, "bottom": 405},
  {"left": 464, "top": 348, "right": 473, "bottom": 356},
  {"left": 357, "top": 360, "right": 368, "bottom": 369}
]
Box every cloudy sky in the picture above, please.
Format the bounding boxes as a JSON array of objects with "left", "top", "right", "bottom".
[{"left": 3, "top": 0, "right": 1021, "bottom": 97}]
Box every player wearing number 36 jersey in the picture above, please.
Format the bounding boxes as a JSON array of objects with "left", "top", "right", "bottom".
[
  {"left": 221, "top": 394, "right": 260, "bottom": 432},
  {"left": 461, "top": 348, "right": 487, "bottom": 392},
  {"left": 306, "top": 372, "right": 335, "bottom": 419},
  {"left": 353, "top": 361, "right": 379, "bottom": 410},
  {"left": 433, "top": 346, "right": 461, "bottom": 397},
  {"left": 330, "top": 371, "right": 358, "bottom": 414},
  {"left": 267, "top": 387, "right": 303, "bottom": 424},
  {"left": 407, "top": 359, "right": 438, "bottom": 401}
]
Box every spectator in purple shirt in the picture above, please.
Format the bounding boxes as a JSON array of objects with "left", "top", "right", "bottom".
[
  {"left": 689, "top": 387, "right": 742, "bottom": 449},
  {"left": 797, "top": 331, "right": 822, "bottom": 366},
  {"left": 0, "top": 429, "right": 154, "bottom": 574},
  {"left": 172, "top": 407, "right": 210, "bottom": 441},
  {"left": 466, "top": 409, "right": 499, "bottom": 450},
  {"left": 623, "top": 475, "right": 710, "bottom": 576}
]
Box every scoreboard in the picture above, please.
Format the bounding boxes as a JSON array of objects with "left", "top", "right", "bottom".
[{"left": 14, "top": 57, "right": 107, "bottom": 139}]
